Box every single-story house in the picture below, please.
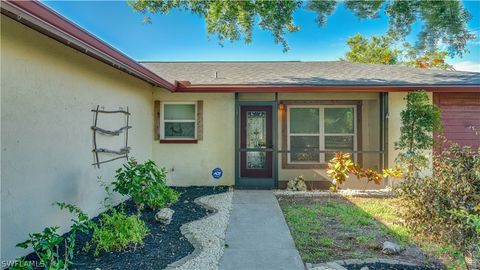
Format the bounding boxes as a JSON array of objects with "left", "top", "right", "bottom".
[{"left": 1, "top": 0, "right": 479, "bottom": 262}]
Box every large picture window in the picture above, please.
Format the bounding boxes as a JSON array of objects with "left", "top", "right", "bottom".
[
  {"left": 161, "top": 102, "right": 197, "bottom": 139},
  {"left": 287, "top": 105, "right": 356, "bottom": 164}
]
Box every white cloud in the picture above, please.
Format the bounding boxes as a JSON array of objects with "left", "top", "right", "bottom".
[{"left": 452, "top": 61, "right": 480, "bottom": 72}]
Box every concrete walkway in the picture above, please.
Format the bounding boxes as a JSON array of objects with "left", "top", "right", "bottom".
[{"left": 219, "top": 190, "right": 304, "bottom": 270}]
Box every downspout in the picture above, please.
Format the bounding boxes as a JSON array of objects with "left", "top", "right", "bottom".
[
  {"left": 380, "top": 92, "right": 390, "bottom": 185},
  {"left": 234, "top": 93, "right": 239, "bottom": 188},
  {"left": 274, "top": 92, "right": 279, "bottom": 189}
]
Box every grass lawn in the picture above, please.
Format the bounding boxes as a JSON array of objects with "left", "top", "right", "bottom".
[{"left": 279, "top": 196, "right": 465, "bottom": 269}]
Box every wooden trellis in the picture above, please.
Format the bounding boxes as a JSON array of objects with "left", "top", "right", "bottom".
[{"left": 91, "top": 105, "right": 131, "bottom": 168}]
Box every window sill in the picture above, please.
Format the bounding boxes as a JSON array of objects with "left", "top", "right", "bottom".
[{"left": 160, "top": 139, "right": 198, "bottom": 144}]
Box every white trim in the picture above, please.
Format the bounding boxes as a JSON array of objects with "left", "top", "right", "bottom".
[
  {"left": 160, "top": 102, "right": 197, "bottom": 140},
  {"left": 287, "top": 105, "right": 357, "bottom": 164}
]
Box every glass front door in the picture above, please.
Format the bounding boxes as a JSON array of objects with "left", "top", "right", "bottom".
[{"left": 240, "top": 106, "right": 273, "bottom": 179}]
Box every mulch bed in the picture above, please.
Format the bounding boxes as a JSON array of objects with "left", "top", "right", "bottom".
[{"left": 24, "top": 186, "right": 228, "bottom": 270}]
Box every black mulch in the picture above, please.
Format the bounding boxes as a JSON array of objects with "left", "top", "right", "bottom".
[
  {"left": 345, "top": 262, "right": 443, "bottom": 270},
  {"left": 24, "top": 186, "right": 228, "bottom": 270}
]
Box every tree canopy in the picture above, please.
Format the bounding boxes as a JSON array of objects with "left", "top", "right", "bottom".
[
  {"left": 129, "top": 0, "right": 475, "bottom": 56},
  {"left": 343, "top": 34, "right": 401, "bottom": 65},
  {"left": 403, "top": 45, "right": 454, "bottom": 70},
  {"left": 343, "top": 34, "right": 454, "bottom": 70}
]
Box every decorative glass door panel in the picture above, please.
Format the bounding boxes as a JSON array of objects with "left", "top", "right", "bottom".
[
  {"left": 240, "top": 106, "right": 273, "bottom": 178},
  {"left": 246, "top": 111, "right": 266, "bottom": 169}
]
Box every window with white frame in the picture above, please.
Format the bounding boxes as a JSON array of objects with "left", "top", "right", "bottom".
[
  {"left": 161, "top": 102, "right": 197, "bottom": 139},
  {"left": 288, "top": 105, "right": 356, "bottom": 164}
]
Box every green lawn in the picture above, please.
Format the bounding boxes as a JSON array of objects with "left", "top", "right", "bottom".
[{"left": 279, "top": 196, "right": 465, "bottom": 269}]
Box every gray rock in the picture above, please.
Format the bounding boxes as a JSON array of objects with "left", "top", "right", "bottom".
[
  {"left": 155, "top": 208, "right": 174, "bottom": 224},
  {"left": 325, "top": 262, "right": 348, "bottom": 270},
  {"left": 343, "top": 259, "right": 362, "bottom": 265},
  {"left": 401, "top": 246, "right": 425, "bottom": 260},
  {"left": 382, "top": 241, "right": 402, "bottom": 255},
  {"left": 286, "top": 175, "right": 308, "bottom": 191}
]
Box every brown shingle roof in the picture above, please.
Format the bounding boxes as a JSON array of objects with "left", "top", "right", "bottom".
[{"left": 141, "top": 61, "right": 480, "bottom": 86}]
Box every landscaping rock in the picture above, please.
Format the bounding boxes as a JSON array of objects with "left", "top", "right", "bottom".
[
  {"left": 401, "top": 246, "right": 425, "bottom": 260},
  {"left": 325, "top": 262, "right": 348, "bottom": 270},
  {"left": 286, "top": 175, "right": 308, "bottom": 191},
  {"left": 167, "top": 191, "right": 233, "bottom": 270},
  {"left": 382, "top": 241, "right": 402, "bottom": 255},
  {"left": 155, "top": 208, "right": 175, "bottom": 224}
]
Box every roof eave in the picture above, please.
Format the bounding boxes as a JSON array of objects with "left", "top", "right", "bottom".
[{"left": 1, "top": 0, "right": 176, "bottom": 91}]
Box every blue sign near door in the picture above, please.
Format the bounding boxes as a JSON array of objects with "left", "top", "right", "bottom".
[{"left": 212, "top": 168, "right": 223, "bottom": 180}]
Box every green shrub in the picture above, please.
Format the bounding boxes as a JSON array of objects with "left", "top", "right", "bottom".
[
  {"left": 112, "top": 158, "right": 179, "bottom": 211},
  {"left": 14, "top": 227, "right": 64, "bottom": 270},
  {"left": 12, "top": 203, "right": 93, "bottom": 270},
  {"left": 395, "top": 90, "right": 442, "bottom": 176},
  {"left": 90, "top": 208, "right": 149, "bottom": 256},
  {"left": 326, "top": 152, "right": 403, "bottom": 191},
  {"left": 396, "top": 142, "right": 480, "bottom": 267},
  {"left": 451, "top": 209, "right": 480, "bottom": 269}
]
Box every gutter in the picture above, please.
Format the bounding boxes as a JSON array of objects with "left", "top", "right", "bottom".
[
  {"left": 1, "top": 0, "right": 176, "bottom": 91},
  {"left": 175, "top": 82, "right": 480, "bottom": 93}
]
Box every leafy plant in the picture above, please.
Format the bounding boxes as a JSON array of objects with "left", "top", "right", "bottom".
[
  {"left": 394, "top": 90, "right": 442, "bottom": 176},
  {"left": 15, "top": 227, "right": 64, "bottom": 270},
  {"left": 13, "top": 203, "right": 93, "bottom": 270},
  {"left": 450, "top": 208, "right": 480, "bottom": 270},
  {"left": 326, "top": 153, "right": 356, "bottom": 192},
  {"left": 112, "top": 158, "right": 179, "bottom": 212},
  {"left": 396, "top": 142, "right": 480, "bottom": 269},
  {"left": 327, "top": 152, "right": 402, "bottom": 191},
  {"left": 90, "top": 208, "right": 149, "bottom": 256}
]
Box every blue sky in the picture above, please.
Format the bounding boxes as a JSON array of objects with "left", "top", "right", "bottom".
[{"left": 44, "top": 1, "right": 480, "bottom": 72}]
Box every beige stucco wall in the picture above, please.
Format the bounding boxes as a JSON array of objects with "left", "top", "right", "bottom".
[
  {"left": 387, "top": 92, "right": 407, "bottom": 170},
  {"left": 387, "top": 92, "right": 433, "bottom": 184},
  {"left": 1, "top": 16, "right": 154, "bottom": 261},
  {"left": 152, "top": 90, "right": 235, "bottom": 186}
]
